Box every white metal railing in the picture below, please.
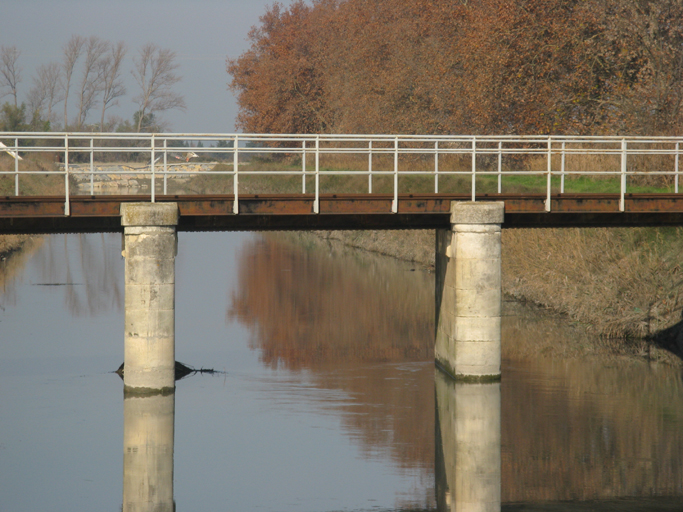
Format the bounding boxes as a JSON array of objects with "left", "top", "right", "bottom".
[{"left": 1, "top": 132, "right": 682, "bottom": 215}]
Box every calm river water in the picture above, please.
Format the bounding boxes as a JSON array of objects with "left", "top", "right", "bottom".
[{"left": 1, "top": 231, "right": 682, "bottom": 512}]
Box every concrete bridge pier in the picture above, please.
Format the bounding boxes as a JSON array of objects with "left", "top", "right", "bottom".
[
  {"left": 436, "top": 202, "right": 504, "bottom": 382},
  {"left": 121, "top": 203, "right": 179, "bottom": 394}
]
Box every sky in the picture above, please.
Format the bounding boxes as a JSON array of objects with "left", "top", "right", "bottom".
[{"left": 1, "top": 0, "right": 277, "bottom": 133}]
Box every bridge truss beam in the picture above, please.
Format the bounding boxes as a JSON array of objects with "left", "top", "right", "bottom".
[{"left": 2, "top": 194, "right": 683, "bottom": 234}]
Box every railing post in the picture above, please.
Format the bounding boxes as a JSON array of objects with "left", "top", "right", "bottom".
[
  {"left": 90, "top": 137, "right": 94, "bottom": 195},
  {"left": 560, "top": 141, "right": 566, "bottom": 194},
  {"left": 471, "top": 137, "right": 476, "bottom": 202},
  {"left": 620, "top": 139, "right": 627, "bottom": 212},
  {"left": 302, "top": 140, "right": 307, "bottom": 194},
  {"left": 435, "top": 141, "right": 439, "bottom": 194},
  {"left": 497, "top": 141, "right": 502, "bottom": 194},
  {"left": 64, "top": 134, "right": 70, "bottom": 216},
  {"left": 545, "top": 137, "right": 552, "bottom": 212},
  {"left": 368, "top": 140, "right": 373, "bottom": 194},
  {"left": 14, "top": 137, "right": 19, "bottom": 196},
  {"left": 163, "top": 138, "right": 168, "bottom": 195},
  {"left": 233, "top": 135, "right": 239, "bottom": 214},
  {"left": 676, "top": 141, "right": 680, "bottom": 194},
  {"left": 314, "top": 135, "right": 320, "bottom": 214},
  {"left": 151, "top": 135, "right": 156, "bottom": 203},
  {"left": 392, "top": 137, "right": 398, "bottom": 213}
]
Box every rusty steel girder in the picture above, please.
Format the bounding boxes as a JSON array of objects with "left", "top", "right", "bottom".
[{"left": 2, "top": 193, "right": 683, "bottom": 233}]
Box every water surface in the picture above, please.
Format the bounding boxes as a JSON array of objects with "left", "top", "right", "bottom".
[{"left": 1, "top": 231, "right": 682, "bottom": 511}]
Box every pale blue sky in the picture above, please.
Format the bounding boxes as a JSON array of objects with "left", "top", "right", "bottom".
[{"left": 1, "top": 0, "right": 276, "bottom": 133}]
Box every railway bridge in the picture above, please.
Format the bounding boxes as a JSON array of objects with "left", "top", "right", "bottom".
[{"left": 2, "top": 132, "right": 683, "bottom": 393}]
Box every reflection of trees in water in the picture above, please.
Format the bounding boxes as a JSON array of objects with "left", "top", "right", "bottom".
[
  {"left": 501, "top": 359, "right": 683, "bottom": 502},
  {"left": 33, "top": 233, "right": 122, "bottom": 316},
  {"left": 228, "top": 235, "right": 437, "bottom": 507},
  {"left": 228, "top": 235, "right": 683, "bottom": 504},
  {"left": 228, "top": 235, "right": 434, "bottom": 370},
  {"left": 315, "top": 362, "right": 436, "bottom": 482},
  {"left": 500, "top": 310, "right": 683, "bottom": 502}
]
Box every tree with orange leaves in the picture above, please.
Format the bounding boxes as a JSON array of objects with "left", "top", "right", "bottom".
[{"left": 228, "top": 0, "right": 683, "bottom": 136}]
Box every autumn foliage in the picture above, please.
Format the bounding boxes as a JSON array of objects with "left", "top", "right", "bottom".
[{"left": 228, "top": 0, "right": 683, "bottom": 136}]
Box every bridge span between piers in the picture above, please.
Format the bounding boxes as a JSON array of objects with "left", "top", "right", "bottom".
[
  {"left": 5, "top": 192, "right": 683, "bottom": 233},
  {"left": 3, "top": 132, "right": 683, "bottom": 393}
]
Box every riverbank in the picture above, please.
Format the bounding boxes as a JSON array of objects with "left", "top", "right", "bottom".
[
  {"left": 297, "top": 227, "right": 683, "bottom": 365},
  {"left": 0, "top": 235, "right": 42, "bottom": 303},
  {"left": 0, "top": 235, "right": 31, "bottom": 259}
]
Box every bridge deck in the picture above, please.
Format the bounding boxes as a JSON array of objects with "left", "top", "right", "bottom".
[{"left": 2, "top": 193, "right": 683, "bottom": 233}]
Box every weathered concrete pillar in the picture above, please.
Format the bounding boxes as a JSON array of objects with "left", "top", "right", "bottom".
[
  {"left": 123, "top": 390, "right": 175, "bottom": 512},
  {"left": 435, "top": 370, "right": 501, "bottom": 512},
  {"left": 436, "top": 201, "right": 504, "bottom": 381},
  {"left": 121, "top": 203, "right": 178, "bottom": 393}
]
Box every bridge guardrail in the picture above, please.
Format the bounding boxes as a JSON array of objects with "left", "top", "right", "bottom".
[{"left": 0, "top": 133, "right": 681, "bottom": 216}]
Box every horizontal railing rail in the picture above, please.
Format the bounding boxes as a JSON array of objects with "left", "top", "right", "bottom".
[{"left": 0, "top": 132, "right": 682, "bottom": 216}]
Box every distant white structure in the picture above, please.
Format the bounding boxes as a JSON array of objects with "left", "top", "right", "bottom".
[
  {"left": 172, "top": 151, "right": 198, "bottom": 162},
  {"left": 0, "top": 141, "right": 22, "bottom": 160},
  {"left": 152, "top": 152, "right": 198, "bottom": 165}
]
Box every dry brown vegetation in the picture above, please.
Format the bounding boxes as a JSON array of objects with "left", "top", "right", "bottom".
[
  {"left": 0, "top": 152, "right": 64, "bottom": 197},
  {"left": 0, "top": 235, "right": 27, "bottom": 257},
  {"left": 502, "top": 227, "right": 683, "bottom": 344}
]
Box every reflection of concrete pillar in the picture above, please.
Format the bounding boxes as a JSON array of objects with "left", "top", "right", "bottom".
[
  {"left": 121, "top": 203, "right": 178, "bottom": 393},
  {"left": 436, "top": 202, "right": 503, "bottom": 381},
  {"left": 435, "top": 370, "right": 501, "bottom": 512},
  {"left": 123, "top": 391, "right": 175, "bottom": 512}
]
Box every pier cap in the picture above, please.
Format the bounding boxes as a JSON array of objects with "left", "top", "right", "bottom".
[
  {"left": 451, "top": 201, "right": 504, "bottom": 225},
  {"left": 121, "top": 203, "right": 179, "bottom": 227}
]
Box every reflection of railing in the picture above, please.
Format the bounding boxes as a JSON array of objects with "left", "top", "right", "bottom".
[{"left": 2, "top": 132, "right": 683, "bottom": 215}]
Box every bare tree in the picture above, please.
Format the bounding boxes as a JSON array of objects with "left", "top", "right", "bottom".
[
  {"left": 26, "top": 83, "right": 46, "bottom": 118},
  {"left": 27, "top": 63, "right": 63, "bottom": 124},
  {"left": 98, "top": 41, "right": 127, "bottom": 131},
  {"left": 41, "top": 63, "right": 63, "bottom": 124},
  {"left": 0, "top": 46, "right": 21, "bottom": 107},
  {"left": 62, "top": 35, "right": 85, "bottom": 128},
  {"left": 75, "top": 36, "right": 108, "bottom": 129},
  {"left": 132, "top": 43, "right": 185, "bottom": 132}
]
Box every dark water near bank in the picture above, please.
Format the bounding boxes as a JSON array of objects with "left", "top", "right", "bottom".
[{"left": 1, "top": 232, "right": 682, "bottom": 511}]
